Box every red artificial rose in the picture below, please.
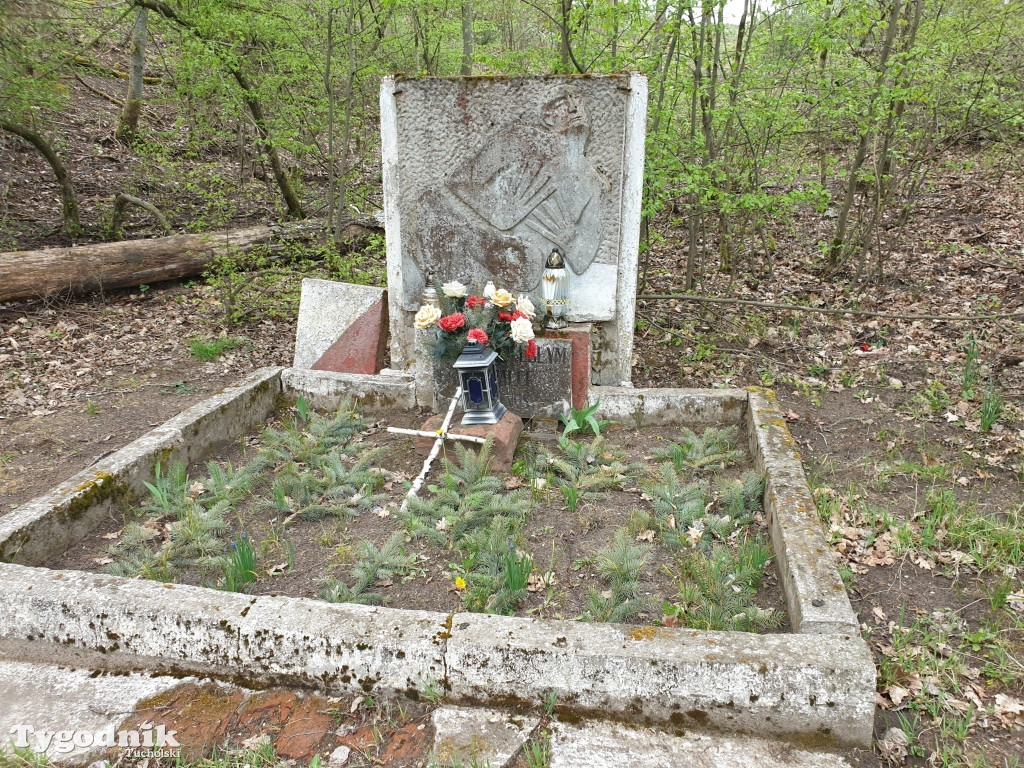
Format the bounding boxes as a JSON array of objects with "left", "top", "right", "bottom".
[
  {"left": 439, "top": 313, "right": 466, "bottom": 333},
  {"left": 466, "top": 295, "right": 485, "bottom": 309},
  {"left": 511, "top": 310, "right": 526, "bottom": 321},
  {"left": 467, "top": 328, "right": 489, "bottom": 345},
  {"left": 525, "top": 339, "right": 538, "bottom": 360},
  {"left": 497, "top": 311, "right": 513, "bottom": 322}
]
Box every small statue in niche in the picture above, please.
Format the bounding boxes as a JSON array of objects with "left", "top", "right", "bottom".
[{"left": 541, "top": 248, "right": 569, "bottom": 330}]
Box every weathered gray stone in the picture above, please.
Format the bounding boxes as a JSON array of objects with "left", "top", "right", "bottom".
[
  {"left": 0, "top": 377, "right": 873, "bottom": 749},
  {"left": 293, "top": 278, "right": 386, "bottom": 370},
  {"left": 382, "top": 74, "right": 647, "bottom": 387},
  {"left": 430, "top": 706, "right": 538, "bottom": 768},
  {"left": 445, "top": 613, "right": 875, "bottom": 748},
  {"left": 281, "top": 367, "right": 417, "bottom": 412},
  {"left": 0, "top": 564, "right": 448, "bottom": 699},
  {"left": 0, "top": 367, "right": 282, "bottom": 566},
  {"left": 432, "top": 338, "right": 573, "bottom": 417},
  {"left": 548, "top": 720, "right": 854, "bottom": 768},
  {"left": 327, "top": 745, "right": 351, "bottom": 767},
  {"left": 0, "top": 660, "right": 188, "bottom": 763},
  {"left": 589, "top": 386, "right": 748, "bottom": 427},
  {"left": 746, "top": 388, "right": 859, "bottom": 634}
]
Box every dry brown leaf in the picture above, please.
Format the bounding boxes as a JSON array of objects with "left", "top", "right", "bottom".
[
  {"left": 994, "top": 693, "right": 1024, "bottom": 728},
  {"left": 877, "top": 727, "right": 909, "bottom": 765},
  {"left": 887, "top": 686, "right": 910, "bottom": 706}
]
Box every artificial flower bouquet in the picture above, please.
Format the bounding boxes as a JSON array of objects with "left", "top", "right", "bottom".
[{"left": 414, "top": 279, "right": 538, "bottom": 365}]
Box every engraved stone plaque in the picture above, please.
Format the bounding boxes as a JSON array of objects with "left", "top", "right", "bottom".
[{"left": 432, "top": 338, "right": 573, "bottom": 418}]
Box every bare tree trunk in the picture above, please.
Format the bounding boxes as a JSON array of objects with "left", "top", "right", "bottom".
[
  {"left": 816, "top": 6, "right": 832, "bottom": 187},
  {"left": 638, "top": 2, "right": 684, "bottom": 286},
  {"left": 115, "top": 7, "right": 148, "bottom": 143},
  {"left": 0, "top": 120, "right": 81, "bottom": 235},
  {"left": 828, "top": 0, "right": 902, "bottom": 270},
  {"left": 559, "top": 0, "right": 572, "bottom": 72},
  {"left": 136, "top": 0, "right": 305, "bottom": 219},
  {"left": 610, "top": 0, "right": 618, "bottom": 64},
  {"left": 685, "top": 5, "right": 706, "bottom": 290},
  {"left": 0, "top": 225, "right": 281, "bottom": 301},
  {"left": 461, "top": 0, "right": 473, "bottom": 75},
  {"left": 325, "top": 3, "right": 337, "bottom": 238},
  {"left": 859, "top": 0, "right": 924, "bottom": 282},
  {"left": 232, "top": 70, "right": 306, "bottom": 219},
  {"left": 335, "top": 0, "right": 358, "bottom": 244}
]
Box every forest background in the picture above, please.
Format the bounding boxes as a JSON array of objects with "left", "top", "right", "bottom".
[{"left": 2, "top": 1, "right": 1024, "bottom": 766}]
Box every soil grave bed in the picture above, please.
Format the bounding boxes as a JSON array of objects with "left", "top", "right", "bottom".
[{"left": 49, "top": 400, "right": 787, "bottom": 632}]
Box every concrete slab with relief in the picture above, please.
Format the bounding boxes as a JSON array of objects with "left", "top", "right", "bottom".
[{"left": 382, "top": 75, "right": 647, "bottom": 386}]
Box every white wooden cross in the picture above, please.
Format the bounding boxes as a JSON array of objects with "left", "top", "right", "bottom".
[{"left": 386, "top": 387, "right": 487, "bottom": 512}]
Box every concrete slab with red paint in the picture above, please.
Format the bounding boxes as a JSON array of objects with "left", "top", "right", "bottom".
[{"left": 293, "top": 279, "right": 388, "bottom": 375}]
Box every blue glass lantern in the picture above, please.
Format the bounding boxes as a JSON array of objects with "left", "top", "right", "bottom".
[{"left": 453, "top": 339, "right": 506, "bottom": 425}]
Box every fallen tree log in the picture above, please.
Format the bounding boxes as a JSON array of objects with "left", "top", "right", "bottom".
[{"left": 0, "top": 223, "right": 321, "bottom": 303}]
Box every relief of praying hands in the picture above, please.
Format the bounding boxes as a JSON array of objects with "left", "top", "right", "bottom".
[
  {"left": 446, "top": 86, "right": 607, "bottom": 276},
  {"left": 522, "top": 189, "right": 593, "bottom": 256}
]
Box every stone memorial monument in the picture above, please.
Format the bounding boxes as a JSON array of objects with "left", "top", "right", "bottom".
[{"left": 381, "top": 74, "right": 647, "bottom": 397}]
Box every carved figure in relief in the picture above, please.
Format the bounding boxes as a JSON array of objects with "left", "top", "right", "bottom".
[{"left": 447, "top": 86, "right": 608, "bottom": 276}]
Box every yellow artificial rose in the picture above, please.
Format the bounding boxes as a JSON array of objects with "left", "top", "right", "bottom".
[
  {"left": 414, "top": 304, "right": 442, "bottom": 329},
  {"left": 491, "top": 288, "right": 515, "bottom": 308}
]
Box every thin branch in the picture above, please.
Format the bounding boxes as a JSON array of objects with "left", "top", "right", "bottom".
[{"left": 637, "top": 294, "right": 1024, "bottom": 322}]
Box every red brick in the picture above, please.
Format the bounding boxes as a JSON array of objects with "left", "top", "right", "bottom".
[
  {"left": 547, "top": 324, "right": 591, "bottom": 410},
  {"left": 414, "top": 410, "right": 523, "bottom": 472},
  {"left": 379, "top": 722, "right": 429, "bottom": 765},
  {"left": 118, "top": 682, "right": 244, "bottom": 760},
  {"left": 312, "top": 294, "right": 388, "bottom": 375},
  {"left": 275, "top": 695, "right": 336, "bottom": 760},
  {"left": 230, "top": 690, "right": 298, "bottom": 743},
  {"left": 336, "top": 725, "right": 378, "bottom": 752}
]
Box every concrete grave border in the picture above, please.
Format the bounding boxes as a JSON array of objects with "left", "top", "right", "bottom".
[{"left": 0, "top": 369, "right": 874, "bottom": 748}]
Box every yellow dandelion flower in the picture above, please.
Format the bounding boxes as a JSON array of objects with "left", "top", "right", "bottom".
[{"left": 455, "top": 576, "right": 466, "bottom": 590}]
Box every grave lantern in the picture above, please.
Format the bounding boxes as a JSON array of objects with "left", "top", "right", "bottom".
[
  {"left": 542, "top": 248, "right": 569, "bottom": 329},
  {"left": 422, "top": 273, "right": 441, "bottom": 309},
  {"left": 453, "top": 339, "right": 506, "bottom": 426}
]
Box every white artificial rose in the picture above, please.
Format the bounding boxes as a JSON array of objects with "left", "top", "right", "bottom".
[
  {"left": 491, "top": 288, "right": 515, "bottom": 308},
  {"left": 516, "top": 294, "right": 536, "bottom": 318},
  {"left": 483, "top": 281, "right": 497, "bottom": 300},
  {"left": 510, "top": 316, "right": 535, "bottom": 343},
  {"left": 414, "top": 304, "right": 442, "bottom": 329},
  {"left": 442, "top": 280, "right": 467, "bottom": 298}
]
